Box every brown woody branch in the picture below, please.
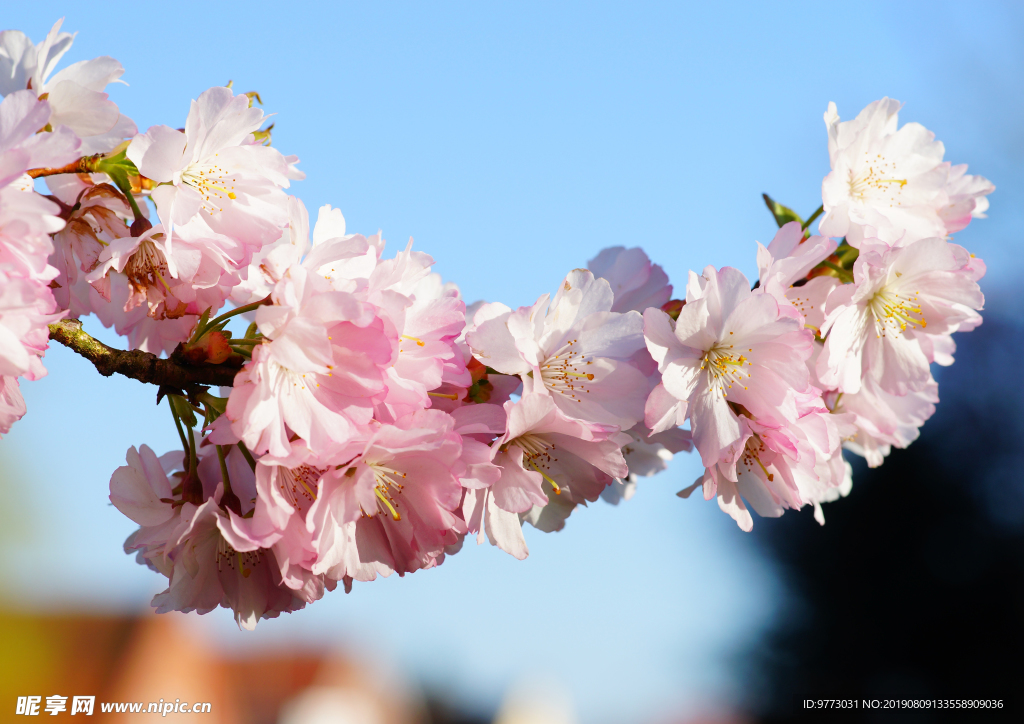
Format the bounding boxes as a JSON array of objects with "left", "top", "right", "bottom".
[
  {"left": 48, "top": 318, "right": 240, "bottom": 389},
  {"left": 28, "top": 155, "right": 103, "bottom": 178}
]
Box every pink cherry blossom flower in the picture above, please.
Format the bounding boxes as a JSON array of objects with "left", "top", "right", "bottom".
[
  {"left": 0, "top": 269, "right": 63, "bottom": 382},
  {"left": 0, "top": 91, "right": 79, "bottom": 416},
  {"left": 88, "top": 271, "right": 199, "bottom": 355},
  {"left": 87, "top": 223, "right": 216, "bottom": 321},
  {"left": 376, "top": 260, "right": 469, "bottom": 421},
  {"left": 467, "top": 269, "right": 648, "bottom": 428},
  {"left": 450, "top": 402, "right": 530, "bottom": 559},
  {"left": 819, "top": 98, "right": 993, "bottom": 247},
  {"left": 197, "top": 441, "right": 337, "bottom": 606},
  {"left": 0, "top": 374, "right": 26, "bottom": 436},
  {"left": 309, "top": 409, "right": 465, "bottom": 580},
  {"left": 488, "top": 394, "right": 628, "bottom": 534},
  {"left": 229, "top": 195, "right": 311, "bottom": 307},
  {"left": 0, "top": 90, "right": 80, "bottom": 177},
  {"left": 114, "top": 444, "right": 311, "bottom": 629},
  {"left": 128, "top": 85, "right": 299, "bottom": 249},
  {"left": 243, "top": 457, "right": 333, "bottom": 600},
  {"left": 449, "top": 402, "right": 505, "bottom": 488},
  {"left": 109, "top": 444, "right": 178, "bottom": 528},
  {"left": 87, "top": 213, "right": 266, "bottom": 353},
  {"left": 151, "top": 494, "right": 307, "bottom": 630},
  {"left": 755, "top": 221, "right": 837, "bottom": 309},
  {"left": 0, "top": 20, "right": 136, "bottom": 153},
  {"left": 0, "top": 186, "right": 66, "bottom": 284},
  {"left": 829, "top": 377, "right": 938, "bottom": 468},
  {"left": 816, "top": 238, "right": 984, "bottom": 396},
  {"left": 46, "top": 180, "right": 132, "bottom": 314},
  {"left": 939, "top": 164, "right": 995, "bottom": 235},
  {"left": 643, "top": 265, "right": 813, "bottom": 470},
  {"left": 588, "top": 246, "right": 672, "bottom": 314},
  {"left": 784, "top": 276, "right": 839, "bottom": 336},
  {"left": 682, "top": 397, "right": 845, "bottom": 531},
  {"left": 226, "top": 264, "right": 390, "bottom": 458}
]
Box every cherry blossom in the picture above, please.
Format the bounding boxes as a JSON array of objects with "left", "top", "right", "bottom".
[
  {"left": 309, "top": 409, "right": 465, "bottom": 580},
  {"left": 588, "top": 245, "right": 672, "bottom": 314},
  {"left": 829, "top": 377, "right": 938, "bottom": 468},
  {"left": 226, "top": 264, "right": 389, "bottom": 459},
  {"left": 0, "top": 269, "right": 63, "bottom": 382},
  {"left": 47, "top": 179, "right": 132, "bottom": 314},
  {"left": 128, "top": 85, "right": 299, "bottom": 248},
  {"left": 467, "top": 269, "right": 648, "bottom": 429},
  {"left": 643, "top": 265, "right": 813, "bottom": 469},
  {"left": 487, "top": 394, "right": 628, "bottom": 534},
  {"left": 755, "top": 221, "right": 837, "bottom": 308},
  {"left": 0, "top": 90, "right": 80, "bottom": 176},
  {"left": 0, "top": 19, "right": 136, "bottom": 153},
  {"left": 0, "top": 374, "right": 25, "bottom": 435},
  {"left": 113, "top": 444, "right": 311, "bottom": 629},
  {"left": 819, "top": 98, "right": 993, "bottom": 247},
  {"left": 817, "top": 238, "right": 984, "bottom": 396}
]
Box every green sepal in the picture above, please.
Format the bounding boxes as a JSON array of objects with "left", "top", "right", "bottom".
[
  {"left": 196, "top": 392, "right": 227, "bottom": 421},
  {"left": 93, "top": 142, "right": 145, "bottom": 220},
  {"left": 762, "top": 193, "right": 803, "bottom": 228}
]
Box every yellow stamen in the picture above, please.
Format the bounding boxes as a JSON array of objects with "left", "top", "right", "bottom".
[
  {"left": 525, "top": 457, "right": 561, "bottom": 494},
  {"left": 375, "top": 487, "right": 402, "bottom": 520},
  {"left": 153, "top": 268, "right": 175, "bottom": 296}
]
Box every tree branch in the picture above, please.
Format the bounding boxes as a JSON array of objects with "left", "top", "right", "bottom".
[
  {"left": 28, "top": 155, "right": 102, "bottom": 178},
  {"left": 48, "top": 318, "right": 241, "bottom": 389}
]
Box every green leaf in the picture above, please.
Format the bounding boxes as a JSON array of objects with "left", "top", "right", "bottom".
[
  {"left": 762, "top": 194, "right": 803, "bottom": 228},
  {"left": 193, "top": 307, "right": 212, "bottom": 340}
]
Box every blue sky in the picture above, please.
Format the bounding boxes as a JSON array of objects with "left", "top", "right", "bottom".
[{"left": 3, "top": 2, "right": 1022, "bottom": 722}]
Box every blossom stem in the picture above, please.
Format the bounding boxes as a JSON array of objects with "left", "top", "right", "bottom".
[
  {"left": 216, "top": 445, "right": 233, "bottom": 494},
  {"left": 194, "top": 297, "right": 270, "bottom": 340},
  {"left": 47, "top": 318, "right": 240, "bottom": 388},
  {"left": 802, "top": 205, "right": 824, "bottom": 230},
  {"left": 236, "top": 442, "right": 258, "bottom": 473},
  {"left": 117, "top": 181, "right": 146, "bottom": 223},
  {"left": 187, "top": 427, "right": 198, "bottom": 478},
  {"left": 168, "top": 397, "right": 191, "bottom": 462}
]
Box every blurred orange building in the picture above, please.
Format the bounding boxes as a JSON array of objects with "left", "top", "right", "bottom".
[{"left": 0, "top": 610, "right": 419, "bottom": 723}]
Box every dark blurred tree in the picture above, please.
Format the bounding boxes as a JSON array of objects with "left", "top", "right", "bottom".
[{"left": 740, "top": 307, "right": 1024, "bottom": 722}]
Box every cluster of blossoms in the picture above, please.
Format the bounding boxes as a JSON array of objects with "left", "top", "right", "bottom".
[{"left": 0, "top": 22, "right": 992, "bottom": 628}]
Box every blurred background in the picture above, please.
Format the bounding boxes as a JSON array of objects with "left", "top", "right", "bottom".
[{"left": 2, "top": 1, "right": 1023, "bottom": 721}]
